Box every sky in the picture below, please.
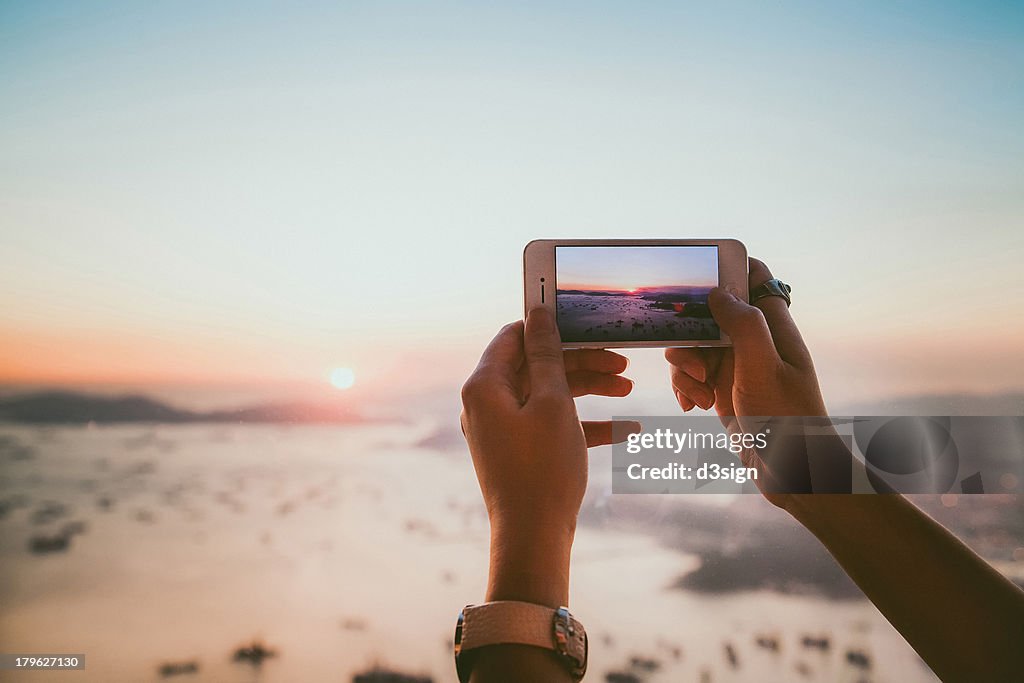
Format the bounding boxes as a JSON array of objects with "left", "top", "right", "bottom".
[
  {"left": 557, "top": 246, "right": 718, "bottom": 291},
  {"left": 1, "top": 1, "right": 1023, "bottom": 406}
]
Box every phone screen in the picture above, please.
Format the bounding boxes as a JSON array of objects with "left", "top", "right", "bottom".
[{"left": 554, "top": 245, "right": 720, "bottom": 343}]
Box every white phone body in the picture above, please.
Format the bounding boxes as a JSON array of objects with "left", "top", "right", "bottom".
[{"left": 523, "top": 238, "right": 748, "bottom": 349}]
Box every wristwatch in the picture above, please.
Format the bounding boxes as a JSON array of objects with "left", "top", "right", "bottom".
[
  {"left": 454, "top": 601, "right": 588, "bottom": 681},
  {"left": 749, "top": 278, "right": 792, "bottom": 307}
]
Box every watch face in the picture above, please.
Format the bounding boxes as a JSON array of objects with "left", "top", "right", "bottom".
[
  {"left": 453, "top": 610, "right": 465, "bottom": 656},
  {"left": 553, "top": 607, "right": 587, "bottom": 679},
  {"left": 454, "top": 609, "right": 472, "bottom": 683}
]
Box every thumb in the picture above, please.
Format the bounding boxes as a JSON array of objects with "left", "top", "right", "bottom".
[
  {"left": 708, "top": 288, "right": 780, "bottom": 363},
  {"left": 524, "top": 307, "right": 571, "bottom": 399}
]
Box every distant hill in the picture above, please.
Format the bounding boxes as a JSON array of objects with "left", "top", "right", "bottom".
[
  {"left": 555, "top": 289, "right": 628, "bottom": 297},
  {"left": 0, "top": 391, "right": 366, "bottom": 425}
]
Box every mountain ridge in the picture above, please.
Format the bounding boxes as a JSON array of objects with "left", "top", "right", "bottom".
[{"left": 0, "top": 391, "right": 366, "bottom": 424}]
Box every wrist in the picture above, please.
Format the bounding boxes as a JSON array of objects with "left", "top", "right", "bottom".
[
  {"left": 784, "top": 492, "right": 906, "bottom": 534},
  {"left": 761, "top": 422, "right": 858, "bottom": 509},
  {"left": 779, "top": 493, "right": 823, "bottom": 526},
  {"left": 486, "top": 516, "right": 575, "bottom": 608}
]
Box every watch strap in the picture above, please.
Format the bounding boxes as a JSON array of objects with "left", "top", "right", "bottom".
[{"left": 455, "top": 602, "right": 587, "bottom": 681}]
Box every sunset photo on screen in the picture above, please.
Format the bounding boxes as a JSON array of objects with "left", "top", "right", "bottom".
[{"left": 555, "top": 245, "right": 720, "bottom": 343}]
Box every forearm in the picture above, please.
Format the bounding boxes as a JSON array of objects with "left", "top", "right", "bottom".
[
  {"left": 787, "top": 494, "right": 1024, "bottom": 681},
  {"left": 470, "top": 519, "right": 576, "bottom": 683}
]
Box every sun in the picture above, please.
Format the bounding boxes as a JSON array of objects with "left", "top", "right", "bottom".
[{"left": 330, "top": 367, "right": 356, "bottom": 390}]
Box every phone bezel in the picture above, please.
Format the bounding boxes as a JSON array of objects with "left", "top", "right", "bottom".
[{"left": 523, "top": 238, "right": 748, "bottom": 349}]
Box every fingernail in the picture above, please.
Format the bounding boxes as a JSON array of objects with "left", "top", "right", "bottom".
[
  {"left": 697, "top": 390, "right": 713, "bottom": 409},
  {"left": 674, "top": 389, "right": 692, "bottom": 411}
]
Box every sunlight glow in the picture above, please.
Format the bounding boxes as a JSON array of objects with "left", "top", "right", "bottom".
[{"left": 330, "top": 367, "right": 356, "bottom": 390}]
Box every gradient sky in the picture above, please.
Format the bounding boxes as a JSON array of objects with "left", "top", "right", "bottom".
[
  {"left": 557, "top": 246, "right": 718, "bottom": 291},
  {"left": 1, "top": 1, "right": 1022, "bottom": 404}
]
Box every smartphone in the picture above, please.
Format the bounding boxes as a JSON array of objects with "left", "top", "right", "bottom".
[{"left": 523, "top": 239, "right": 748, "bottom": 348}]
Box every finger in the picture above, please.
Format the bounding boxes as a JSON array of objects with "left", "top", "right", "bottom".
[
  {"left": 564, "top": 348, "right": 629, "bottom": 375},
  {"left": 524, "top": 307, "right": 571, "bottom": 399},
  {"left": 567, "top": 371, "right": 634, "bottom": 398},
  {"left": 519, "top": 349, "right": 631, "bottom": 400},
  {"left": 671, "top": 367, "right": 715, "bottom": 410},
  {"left": 674, "top": 389, "right": 696, "bottom": 412},
  {"left": 672, "top": 347, "right": 726, "bottom": 384},
  {"left": 463, "top": 321, "right": 525, "bottom": 404},
  {"left": 583, "top": 420, "right": 642, "bottom": 448},
  {"left": 748, "top": 258, "right": 813, "bottom": 369},
  {"left": 665, "top": 347, "right": 709, "bottom": 383},
  {"left": 700, "top": 347, "right": 726, "bottom": 384},
  {"left": 708, "top": 287, "right": 781, "bottom": 364},
  {"left": 712, "top": 349, "right": 737, "bottom": 418}
]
